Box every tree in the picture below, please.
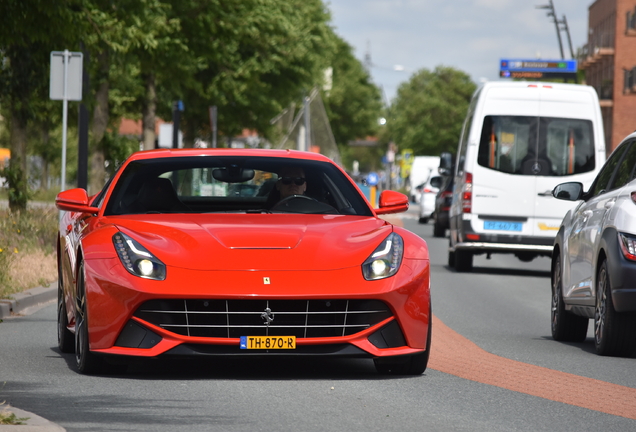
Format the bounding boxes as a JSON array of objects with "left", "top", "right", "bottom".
[
  {"left": 388, "top": 66, "right": 476, "bottom": 156},
  {"left": 168, "top": 0, "right": 337, "bottom": 145},
  {"left": 322, "top": 35, "right": 383, "bottom": 169}
]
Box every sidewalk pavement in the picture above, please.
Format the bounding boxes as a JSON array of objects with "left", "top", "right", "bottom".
[{"left": 0, "top": 283, "right": 66, "bottom": 432}]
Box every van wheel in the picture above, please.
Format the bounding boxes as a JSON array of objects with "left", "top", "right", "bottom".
[
  {"left": 448, "top": 240, "right": 455, "bottom": 267},
  {"left": 551, "top": 256, "right": 588, "bottom": 342},
  {"left": 418, "top": 217, "right": 428, "bottom": 224},
  {"left": 454, "top": 250, "right": 473, "bottom": 272},
  {"left": 594, "top": 260, "right": 636, "bottom": 356},
  {"left": 433, "top": 222, "right": 445, "bottom": 238}
]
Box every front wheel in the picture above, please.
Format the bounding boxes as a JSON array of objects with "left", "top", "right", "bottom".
[
  {"left": 594, "top": 260, "right": 636, "bottom": 356},
  {"left": 75, "top": 262, "right": 105, "bottom": 374},
  {"left": 374, "top": 306, "right": 432, "bottom": 375},
  {"left": 551, "top": 255, "right": 588, "bottom": 342},
  {"left": 57, "top": 277, "right": 74, "bottom": 353},
  {"left": 454, "top": 250, "right": 473, "bottom": 272},
  {"left": 433, "top": 222, "right": 445, "bottom": 238}
]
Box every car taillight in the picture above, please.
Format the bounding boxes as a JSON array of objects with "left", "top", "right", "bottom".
[
  {"left": 631, "top": 192, "right": 636, "bottom": 204},
  {"left": 618, "top": 233, "right": 636, "bottom": 261},
  {"left": 423, "top": 188, "right": 433, "bottom": 193},
  {"left": 462, "top": 172, "right": 472, "bottom": 213}
]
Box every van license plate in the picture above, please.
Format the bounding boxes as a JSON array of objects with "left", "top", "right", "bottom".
[
  {"left": 484, "top": 221, "right": 522, "bottom": 231},
  {"left": 240, "top": 336, "right": 296, "bottom": 350}
]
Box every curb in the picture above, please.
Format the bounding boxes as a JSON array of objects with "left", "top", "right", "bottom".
[
  {"left": 0, "top": 282, "right": 57, "bottom": 320},
  {"left": 0, "top": 406, "right": 66, "bottom": 431}
]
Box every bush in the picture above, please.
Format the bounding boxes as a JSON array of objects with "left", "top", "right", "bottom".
[{"left": 0, "top": 206, "right": 58, "bottom": 299}]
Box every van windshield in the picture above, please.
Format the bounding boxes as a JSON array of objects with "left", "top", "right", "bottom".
[{"left": 477, "top": 115, "right": 595, "bottom": 176}]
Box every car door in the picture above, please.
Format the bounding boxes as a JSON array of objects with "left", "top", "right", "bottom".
[{"left": 565, "top": 144, "right": 628, "bottom": 299}]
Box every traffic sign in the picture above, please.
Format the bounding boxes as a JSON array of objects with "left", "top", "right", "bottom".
[
  {"left": 500, "top": 58, "right": 577, "bottom": 80},
  {"left": 367, "top": 172, "right": 379, "bottom": 186},
  {"left": 50, "top": 51, "right": 83, "bottom": 101}
]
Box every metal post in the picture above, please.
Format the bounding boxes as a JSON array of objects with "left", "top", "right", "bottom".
[
  {"left": 172, "top": 100, "right": 183, "bottom": 149},
  {"left": 61, "top": 50, "right": 69, "bottom": 192},
  {"left": 561, "top": 15, "right": 575, "bottom": 59},
  {"left": 303, "top": 93, "right": 310, "bottom": 152},
  {"left": 77, "top": 44, "right": 89, "bottom": 190},
  {"left": 537, "top": 0, "right": 565, "bottom": 59}
]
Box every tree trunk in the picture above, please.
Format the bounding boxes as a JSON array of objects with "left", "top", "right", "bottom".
[
  {"left": 89, "top": 50, "right": 110, "bottom": 195},
  {"left": 8, "top": 110, "right": 28, "bottom": 212},
  {"left": 142, "top": 72, "right": 157, "bottom": 151},
  {"left": 40, "top": 125, "right": 50, "bottom": 190}
]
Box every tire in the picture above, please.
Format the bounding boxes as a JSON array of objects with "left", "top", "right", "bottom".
[
  {"left": 418, "top": 217, "right": 428, "bottom": 224},
  {"left": 75, "top": 261, "right": 105, "bottom": 374},
  {"left": 57, "top": 276, "right": 75, "bottom": 353},
  {"left": 550, "top": 255, "right": 588, "bottom": 342},
  {"left": 594, "top": 260, "right": 636, "bottom": 356},
  {"left": 448, "top": 240, "right": 455, "bottom": 268},
  {"left": 374, "top": 305, "right": 432, "bottom": 375},
  {"left": 433, "top": 222, "right": 445, "bottom": 238},
  {"left": 454, "top": 250, "right": 473, "bottom": 272}
]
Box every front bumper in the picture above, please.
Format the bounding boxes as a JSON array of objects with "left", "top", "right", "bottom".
[{"left": 83, "top": 257, "right": 431, "bottom": 359}]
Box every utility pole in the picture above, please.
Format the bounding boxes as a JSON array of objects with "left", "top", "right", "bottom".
[
  {"left": 536, "top": 0, "right": 565, "bottom": 59},
  {"left": 560, "top": 15, "right": 575, "bottom": 59}
]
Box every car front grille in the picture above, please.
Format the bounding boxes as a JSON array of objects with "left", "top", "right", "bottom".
[{"left": 134, "top": 299, "right": 393, "bottom": 339}]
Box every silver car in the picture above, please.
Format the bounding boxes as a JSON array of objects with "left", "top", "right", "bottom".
[
  {"left": 551, "top": 131, "right": 636, "bottom": 356},
  {"left": 418, "top": 175, "right": 442, "bottom": 224}
]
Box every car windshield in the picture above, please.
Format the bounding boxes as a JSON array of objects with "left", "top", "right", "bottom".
[
  {"left": 477, "top": 115, "right": 596, "bottom": 176},
  {"left": 103, "top": 156, "right": 373, "bottom": 217}
]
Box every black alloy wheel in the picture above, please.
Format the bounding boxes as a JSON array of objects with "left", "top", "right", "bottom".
[
  {"left": 75, "top": 261, "right": 105, "bottom": 374},
  {"left": 374, "top": 304, "right": 432, "bottom": 375},
  {"left": 57, "top": 273, "right": 75, "bottom": 353},
  {"left": 550, "top": 255, "right": 588, "bottom": 342}
]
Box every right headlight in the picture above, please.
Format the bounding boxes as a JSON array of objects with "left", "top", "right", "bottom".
[
  {"left": 362, "top": 232, "right": 404, "bottom": 280},
  {"left": 112, "top": 232, "right": 166, "bottom": 280}
]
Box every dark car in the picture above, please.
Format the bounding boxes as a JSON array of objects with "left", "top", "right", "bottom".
[{"left": 433, "top": 176, "right": 453, "bottom": 238}]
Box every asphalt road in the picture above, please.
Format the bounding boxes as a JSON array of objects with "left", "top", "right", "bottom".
[{"left": 1, "top": 210, "right": 635, "bottom": 431}]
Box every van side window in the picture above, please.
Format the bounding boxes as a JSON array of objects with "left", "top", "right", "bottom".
[
  {"left": 456, "top": 93, "right": 479, "bottom": 175},
  {"left": 477, "top": 116, "right": 596, "bottom": 177}
]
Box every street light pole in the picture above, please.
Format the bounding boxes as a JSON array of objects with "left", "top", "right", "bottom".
[{"left": 536, "top": 0, "right": 565, "bottom": 59}]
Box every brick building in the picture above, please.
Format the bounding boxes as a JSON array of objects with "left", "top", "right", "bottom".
[
  {"left": 580, "top": 0, "right": 636, "bottom": 152},
  {"left": 579, "top": 0, "right": 636, "bottom": 154}
]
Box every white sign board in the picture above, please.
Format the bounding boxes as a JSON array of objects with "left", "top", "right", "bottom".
[{"left": 50, "top": 51, "right": 83, "bottom": 101}]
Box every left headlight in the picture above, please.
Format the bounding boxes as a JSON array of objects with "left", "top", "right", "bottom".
[
  {"left": 112, "top": 232, "right": 166, "bottom": 280},
  {"left": 362, "top": 232, "right": 404, "bottom": 280}
]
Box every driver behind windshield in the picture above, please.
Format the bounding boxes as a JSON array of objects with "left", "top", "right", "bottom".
[{"left": 275, "top": 166, "right": 307, "bottom": 200}]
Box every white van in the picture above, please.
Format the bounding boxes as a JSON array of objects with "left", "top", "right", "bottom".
[{"left": 447, "top": 81, "right": 606, "bottom": 272}]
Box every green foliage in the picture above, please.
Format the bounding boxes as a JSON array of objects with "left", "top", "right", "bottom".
[
  {"left": 388, "top": 66, "right": 477, "bottom": 156},
  {"left": 0, "top": 206, "right": 58, "bottom": 298},
  {"left": 0, "top": 164, "right": 30, "bottom": 212},
  {"left": 323, "top": 36, "right": 383, "bottom": 166},
  {"left": 102, "top": 130, "right": 139, "bottom": 176}
]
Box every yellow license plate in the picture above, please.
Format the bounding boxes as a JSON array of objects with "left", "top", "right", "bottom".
[{"left": 240, "top": 336, "right": 296, "bottom": 350}]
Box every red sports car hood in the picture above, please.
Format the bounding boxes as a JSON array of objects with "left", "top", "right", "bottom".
[{"left": 115, "top": 214, "right": 392, "bottom": 271}]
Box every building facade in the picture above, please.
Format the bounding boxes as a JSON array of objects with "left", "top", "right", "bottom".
[{"left": 580, "top": 0, "right": 636, "bottom": 152}]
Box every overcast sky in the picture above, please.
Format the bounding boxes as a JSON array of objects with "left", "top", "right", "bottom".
[{"left": 326, "top": 0, "right": 590, "bottom": 103}]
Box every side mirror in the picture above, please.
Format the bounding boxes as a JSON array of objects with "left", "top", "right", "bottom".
[
  {"left": 439, "top": 151, "right": 454, "bottom": 176},
  {"left": 430, "top": 176, "right": 443, "bottom": 189},
  {"left": 56, "top": 188, "right": 99, "bottom": 214},
  {"left": 375, "top": 190, "right": 409, "bottom": 215},
  {"left": 552, "top": 182, "right": 584, "bottom": 201}
]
